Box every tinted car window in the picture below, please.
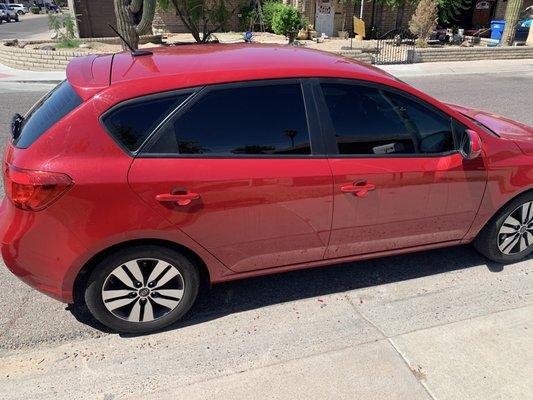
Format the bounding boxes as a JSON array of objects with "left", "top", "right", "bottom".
[
  {"left": 147, "top": 83, "right": 311, "bottom": 156},
  {"left": 321, "top": 83, "right": 455, "bottom": 155},
  {"left": 103, "top": 94, "right": 190, "bottom": 152},
  {"left": 15, "top": 81, "right": 82, "bottom": 148}
]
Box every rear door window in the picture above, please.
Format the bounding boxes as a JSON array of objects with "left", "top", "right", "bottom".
[
  {"left": 15, "top": 81, "right": 83, "bottom": 148},
  {"left": 102, "top": 93, "right": 191, "bottom": 152},
  {"left": 146, "top": 83, "right": 311, "bottom": 156}
]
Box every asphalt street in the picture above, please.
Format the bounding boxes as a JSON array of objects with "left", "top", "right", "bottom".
[
  {"left": 0, "top": 70, "right": 532, "bottom": 398},
  {"left": 0, "top": 14, "right": 51, "bottom": 40}
]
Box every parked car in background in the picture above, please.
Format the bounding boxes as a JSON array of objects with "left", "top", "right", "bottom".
[
  {"left": 9, "top": 4, "right": 29, "bottom": 15},
  {"left": 44, "top": 3, "right": 60, "bottom": 12},
  {"left": 1, "top": 45, "right": 532, "bottom": 334},
  {"left": 0, "top": 4, "right": 19, "bottom": 22}
]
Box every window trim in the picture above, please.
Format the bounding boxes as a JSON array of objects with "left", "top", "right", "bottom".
[
  {"left": 136, "top": 78, "right": 325, "bottom": 159},
  {"left": 99, "top": 87, "right": 200, "bottom": 156},
  {"left": 313, "top": 78, "right": 463, "bottom": 159}
]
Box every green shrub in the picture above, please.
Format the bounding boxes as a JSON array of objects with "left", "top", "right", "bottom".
[
  {"left": 262, "top": 1, "right": 283, "bottom": 32},
  {"left": 30, "top": 6, "right": 40, "bottom": 14},
  {"left": 271, "top": 4, "right": 304, "bottom": 39}
]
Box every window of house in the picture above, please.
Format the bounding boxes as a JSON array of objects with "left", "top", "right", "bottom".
[
  {"left": 321, "top": 83, "right": 455, "bottom": 155},
  {"left": 146, "top": 83, "right": 311, "bottom": 156}
]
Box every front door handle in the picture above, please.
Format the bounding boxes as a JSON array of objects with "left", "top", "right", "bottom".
[
  {"left": 340, "top": 181, "right": 376, "bottom": 198},
  {"left": 156, "top": 192, "right": 200, "bottom": 206}
]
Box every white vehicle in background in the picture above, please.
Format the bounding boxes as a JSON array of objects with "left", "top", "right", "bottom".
[
  {"left": 0, "top": 3, "right": 19, "bottom": 22},
  {"left": 9, "top": 4, "right": 29, "bottom": 15}
]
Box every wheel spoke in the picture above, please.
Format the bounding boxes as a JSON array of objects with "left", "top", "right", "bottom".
[
  {"left": 102, "top": 290, "right": 133, "bottom": 301},
  {"left": 111, "top": 268, "right": 137, "bottom": 289},
  {"left": 106, "top": 296, "right": 138, "bottom": 311},
  {"left": 152, "top": 267, "right": 179, "bottom": 289},
  {"left": 519, "top": 235, "right": 528, "bottom": 252},
  {"left": 151, "top": 296, "right": 180, "bottom": 310},
  {"left": 127, "top": 299, "right": 142, "bottom": 322},
  {"left": 156, "top": 289, "right": 183, "bottom": 300},
  {"left": 500, "top": 223, "right": 518, "bottom": 234},
  {"left": 500, "top": 234, "right": 520, "bottom": 254},
  {"left": 147, "top": 260, "right": 169, "bottom": 284},
  {"left": 143, "top": 299, "right": 154, "bottom": 321},
  {"left": 123, "top": 261, "right": 144, "bottom": 284},
  {"left": 505, "top": 214, "right": 521, "bottom": 228},
  {"left": 527, "top": 202, "right": 533, "bottom": 223},
  {"left": 526, "top": 232, "right": 533, "bottom": 246}
]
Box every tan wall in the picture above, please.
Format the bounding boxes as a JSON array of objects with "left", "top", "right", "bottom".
[
  {"left": 289, "top": 0, "right": 418, "bottom": 37},
  {"left": 74, "top": 0, "right": 117, "bottom": 38}
]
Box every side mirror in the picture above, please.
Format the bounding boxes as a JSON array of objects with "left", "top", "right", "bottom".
[{"left": 461, "top": 129, "right": 482, "bottom": 160}]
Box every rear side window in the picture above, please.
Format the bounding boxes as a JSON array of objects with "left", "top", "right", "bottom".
[
  {"left": 321, "top": 83, "right": 455, "bottom": 155},
  {"left": 15, "top": 81, "right": 83, "bottom": 148},
  {"left": 146, "top": 83, "right": 311, "bottom": 156},
  {"left": 102, "top": 94, "right": 190, "bottom": 152}
]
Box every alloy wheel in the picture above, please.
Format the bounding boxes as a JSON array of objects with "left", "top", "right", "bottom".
[
  {"left": 101, "top": 258, "right": 184, "bottom": 323},
  {"left": 497, "top": 201, "right": 533, "bottom": 255}
]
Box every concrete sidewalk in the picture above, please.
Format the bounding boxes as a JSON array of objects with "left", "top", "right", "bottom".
[
  {"left": 1, "top": 252, "right": 531, "bottom": 400},
  {"left": 379, "top": 58, "right": 533, "bottom": 77},
  {"left": 0, "top": 62, "right": 65, "bottom": 83}
]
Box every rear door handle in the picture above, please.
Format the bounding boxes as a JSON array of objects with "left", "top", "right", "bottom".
[
  {"left": 156, "top": 192, "right": 200, "bottom": 206},
  {"left": 340, "top": 181, "right": 376, "bottom": 198}
]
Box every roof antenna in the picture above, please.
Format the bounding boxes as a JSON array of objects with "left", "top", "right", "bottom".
[{"left": 108, "top": 24, "right": 153, "bottom": 57}]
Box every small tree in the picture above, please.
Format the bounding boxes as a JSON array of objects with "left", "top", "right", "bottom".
[
  {"left": 271, "top": 4, "right": 304, "bottom": 43},
  {"left": 158, "top": 0, "right": 238, "bottom": 43},
  {"left": 409, "top": 0, "right": 438, "bottom": 43},
  {"left": 114, "top": 0, "right": 157, "bottom": 50}
]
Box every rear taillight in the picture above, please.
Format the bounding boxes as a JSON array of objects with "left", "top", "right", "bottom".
[{"left": 2, "top": 163, "right": 73, "bottom": 211}]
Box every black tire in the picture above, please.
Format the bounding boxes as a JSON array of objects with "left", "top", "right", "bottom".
[
  {"left": 474, "top": 191, "right": 533, "bottom": 263},
  {"left": 14, "top": 15, "right": 19, "bottom": 22},
  {"left": 85, "top": 245, "right": 200, "bottom": 334}
]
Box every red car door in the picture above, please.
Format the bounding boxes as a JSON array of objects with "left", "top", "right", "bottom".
[
  {"left": 317, "top": 81, "right": 487, "bottom": 259},
  {"left": 128, "top": 81, "right": 333, "bottom": 273}
]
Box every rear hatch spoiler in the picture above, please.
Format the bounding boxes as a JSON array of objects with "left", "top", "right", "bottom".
[{"left": 66, "top": 54, "right": 114, "bottom": 101}]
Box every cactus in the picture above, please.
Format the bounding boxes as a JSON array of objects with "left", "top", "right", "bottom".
[{"left": 114, "top": 0, "right": 156, "bottom": 50}]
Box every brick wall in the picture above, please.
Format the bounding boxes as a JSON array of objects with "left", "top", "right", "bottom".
[
  {"left": 414, "top": 46, "right": 533, "bottom": 62},
  {"left": 0, "top": 43, "right": 85, "bottom": 71}
]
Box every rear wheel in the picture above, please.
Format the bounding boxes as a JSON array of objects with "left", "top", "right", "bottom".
[
  {"left": 14, "top": 14, "right": 19, "bottom": 22},
  {"left": 85, "top": 245, "right": 200, "bottom": 333},
  {"left": 474, "top": 192, "right": 533, "bottom": 263}
]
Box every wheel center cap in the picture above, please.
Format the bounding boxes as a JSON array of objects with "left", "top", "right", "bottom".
[
  {"left": 520, "top": 226, "right": 527, "bottom": 234},
  {"left": 139, "top": 288, "right": 150, "bottom": 297}
]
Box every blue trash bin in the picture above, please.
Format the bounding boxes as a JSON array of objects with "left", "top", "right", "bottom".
[{"left": 490, "top": 20, "right": 505, "bottom": 41}]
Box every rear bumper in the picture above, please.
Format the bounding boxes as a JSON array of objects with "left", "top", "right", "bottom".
[{"left": 0, "top": 199, "right": 87, "bottom": 303}]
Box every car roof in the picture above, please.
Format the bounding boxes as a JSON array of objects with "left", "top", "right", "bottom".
[
  {"left": 67, "top": 43, "right": 402, "bottom": 101},
  {"left": 110, "top": 43, "right": 393, "bottom": 86}
]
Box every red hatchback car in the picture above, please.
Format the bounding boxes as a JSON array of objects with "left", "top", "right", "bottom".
[{"left": 1, "top": 44, "right": 532, "bottom": 333}]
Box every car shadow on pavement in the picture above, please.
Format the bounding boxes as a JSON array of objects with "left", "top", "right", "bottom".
[{"left": 67, "top": 244, "right": 526, "bottom": 336}]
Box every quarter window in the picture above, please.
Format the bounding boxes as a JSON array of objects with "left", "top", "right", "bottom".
[
  {"left": 103, "top": 94, "right": 190, "bottom": 152},
  {"left": 321, "top": 83, "right": 455, "bottom": 155},
  {"left": 147, "top": 83, "right": 311, "bottom": 156}
]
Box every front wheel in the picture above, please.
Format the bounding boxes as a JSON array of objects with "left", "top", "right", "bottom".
[
  {"left": 474, "top": 192, "right": 533, "bottom": 263},
  {"left": 84, "top": 245, "right": 200, "bottom": 334}
]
